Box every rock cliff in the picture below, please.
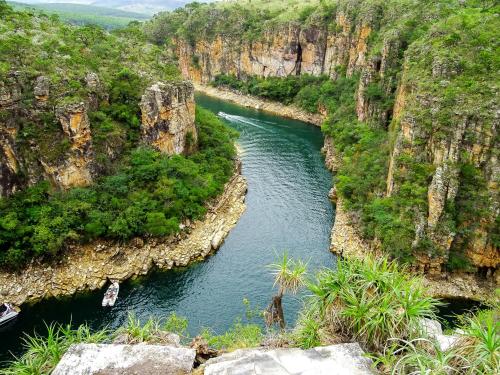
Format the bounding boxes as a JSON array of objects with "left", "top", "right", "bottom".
[
  {"left": 140, "top": 81, "right": 197, "bottom": 155},
  {"left": 170, "top": 1, "right": 498, "bottom": 284},
  {"left": 176, "top": 15, "right": 371, "bottom": 84},
  {"left": 0, "top": 77, "right": 197, "bottom": 197}
]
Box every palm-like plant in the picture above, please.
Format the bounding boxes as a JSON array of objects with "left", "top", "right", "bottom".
[{"left": 266, "top": 252, "right": 307, "bottom": 329}]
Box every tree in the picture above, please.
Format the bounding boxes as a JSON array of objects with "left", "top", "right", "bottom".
[{"left": 265, "top": 253, "right": 307, "bottom": 329}]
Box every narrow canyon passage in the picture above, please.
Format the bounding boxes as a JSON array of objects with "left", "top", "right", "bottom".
[{"left": 0, "top": 95, "right": 335, "bottom": 362}]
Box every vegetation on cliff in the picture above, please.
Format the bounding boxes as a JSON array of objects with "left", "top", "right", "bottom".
[
  {"left": 0, "top": 2, "right": 175, "bottom": 94},
  {"left": 1, "top": 1, "right": 178, "bottom": 175},
  {"left": 147, "top": 0, "right": 499, "bottom": 272},
  {"left": 0, "top": 107, "right": 237, "bottom": 268},
  {"left": 7, "top": 2, "right": 150, "bottom": 30},
  {"left": 0, "top": 2, "right": 239, "bottom": 268}
]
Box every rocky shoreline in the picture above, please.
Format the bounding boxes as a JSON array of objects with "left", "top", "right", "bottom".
[
  {"left": 325, "top": 147, "right": 497, "bottom": 303},
  {"left": 0, "top": 165, "right": 247, "bottom": 306},
  {"left": 194, "top": 84, "right": 325, "bottom": 126},
  {"left": 195, "top": 86, "right": 497, "bottom": 302}
]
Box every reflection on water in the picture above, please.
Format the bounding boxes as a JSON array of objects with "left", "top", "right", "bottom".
[{"left": 0, "top": 94, "right": 336, "bottom": 363}]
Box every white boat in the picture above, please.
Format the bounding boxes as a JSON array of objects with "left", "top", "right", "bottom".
[
  {"left": 0, "top": 303, "right": 19, "bottom": 326},
  {"left": 102, "top": 282, "right": 119, "bottom": 307}
]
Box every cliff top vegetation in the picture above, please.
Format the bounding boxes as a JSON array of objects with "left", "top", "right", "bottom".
[
  {"left": 7, "top": 1, "right": 150, "bottom": 29},
  {"left": 0, "top": 2, "right": 238, "bottom": 268},
  {"left": 0, "top": 1, "right": 177, "bottom": 102}
]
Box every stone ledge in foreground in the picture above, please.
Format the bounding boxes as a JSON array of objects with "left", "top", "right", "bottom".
[
  {"left": 52, "top": 344, "right": 196, "bottom": 375},
  {"left": 203, "top": 343, "right": 375, "bottom": 375}
]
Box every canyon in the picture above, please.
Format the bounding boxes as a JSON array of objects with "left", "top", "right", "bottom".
[{"left": 172, "top": 2, "right": 498, "bottom": 290}]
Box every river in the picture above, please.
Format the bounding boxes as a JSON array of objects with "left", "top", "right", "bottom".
[{"left": 0, "top": 94, "right": 336, "bottom": 363}]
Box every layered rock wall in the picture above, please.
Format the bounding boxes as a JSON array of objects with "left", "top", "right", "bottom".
[
  {"left": 140, "top": 81, "right": 197, "bottom": 155},
  {"left": 0, "top": 78, "right": 197, "bottom": 197},
  {"left": 173, "top": 4, "right": 499, "bottom": 282},
  {"left": 176, "top": 16, "right": 373, "bottom": 84}
]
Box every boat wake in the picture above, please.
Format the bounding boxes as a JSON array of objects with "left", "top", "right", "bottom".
[{"left": 218, "top": 112, "right": 271, "bottom": 132}]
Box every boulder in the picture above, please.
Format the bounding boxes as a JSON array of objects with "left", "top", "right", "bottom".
[
  {"left": 52, "top": 344, "right": 196, "bottom": 375},
  {"left": 417, "top": 318, "right": 459, "bottom": 351},
  {"left": 203, "top": 343, "right": 375, "bottom": 375}
]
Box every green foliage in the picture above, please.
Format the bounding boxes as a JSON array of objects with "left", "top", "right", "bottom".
[
  {"left": 117, "top": 312, "right": 189, "bottom": 344},
  {"left": 454, "top": 307, "right": 500, "bottom": 373},
  {"left": 0, "top": 107, "right": 237, "bottom": 268},
  {"left": 268, "top": 252, "right": 307, "bottom": 295},
  {"left": 201, "top": 320, "right": 264, "bottom": 351},
  {"left": 144, "top": 1, "right": 319, "bottom": 46},
  {"left": 7, "top": 1, "right": 149, "bottom": 30},
  {"left": 212, "top": 73, "right": 351, "bottom": 114},
  {"left": 0, "top": 5, "right": 176, "bottom": 90},
  {"left": 118, "top": 313, "right": 163, "bottom": 343},
  {"left": 163, "top": 313, "right": 189, "bottom": 337},
  {"left": 389, "top": 338, "right": 468, "bottom": 374},
  {"left": 1, "top": 323, "right": 108, "bottom": 375},
  {"left": 387, "top": 306, "right": 499, "bottom": 374},
  {"left": 295, "top": 256, "right": 440, "bottom": 352}
]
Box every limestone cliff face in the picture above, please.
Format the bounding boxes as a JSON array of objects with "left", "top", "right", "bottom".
[
  {"left": 0, "top": 77, "right": 198, "bottom": 197},
  {"left": 0, "top": 75, "right": 97, "bottom": 196},
  {"left": 387, "top": 65, "right": 499, "bottom": 275},
  {"left": 176, "top": 10, "right": 375, "bottom": 84},
  {"left": 140, "top": 81, "right": 197, "bottom": 155},
  {"left": 173, "top": 5, "right": 498, "bottom": 280}
]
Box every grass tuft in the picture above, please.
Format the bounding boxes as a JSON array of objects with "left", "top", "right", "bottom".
[
  {"left": 1, "top": 323, "right": 108, "bottom": 375},
  {"left": 295, "top": 256, "right": 441, "bottom": 351}
]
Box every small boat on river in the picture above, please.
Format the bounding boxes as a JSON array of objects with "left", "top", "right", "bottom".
[
  {"left": 102, "top": 281, "right": 119, "bottom": 307},
  {"left": 0, "top": 303, "right": 19, "bottom": 326}
]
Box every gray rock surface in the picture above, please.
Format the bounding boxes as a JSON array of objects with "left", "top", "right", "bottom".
[
  {"left": 52, "top": 343, "right": 195, "bottom": 375},
  {"left": 204, "top": 343, "right": 375, "bottom": 375},
  {"left": 418, "top": 318, "right": 459, "bottom": 352}
]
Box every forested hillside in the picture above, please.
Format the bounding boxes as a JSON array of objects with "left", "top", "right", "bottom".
[
  {"left": 8, "top": 1, "right": 149, "bottom": 29},
  {"left": 145, "top": 0, "right": 499, "bottom": 276},
  {"left": 0, "top": 1, "right": 237, "bottom": 268}
]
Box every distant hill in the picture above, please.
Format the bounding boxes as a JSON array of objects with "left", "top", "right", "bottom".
[
  {"left": 90, "top": 1, "right": 191, "bottom": 15},
  {"left": 8, "top": 2, "right": 151, "bottom": 28},
  {"left": 16, "top": 1, "right": 197, "bottom": 15}
]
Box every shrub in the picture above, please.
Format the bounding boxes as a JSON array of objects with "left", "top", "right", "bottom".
[
  {"left": 201, "top": 320, "right": 263, "bottom": 351},
  {"left": 295, "top": 256, "right": 440, "bottom": 352},
  {"left": 2, "top": 323, "right": 108, "bottom": 375},
  {"left": 0, "top": 106, "right": 237, "bottom": 268}
]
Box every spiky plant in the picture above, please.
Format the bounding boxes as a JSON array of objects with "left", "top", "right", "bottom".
[
  {"left": 453, "top": 307, "right": 499, "bottom": 374},
  {"left": 304, "top": 256, "right": 440, "bottom": 352},
  {"left": 2, "top": 323, "right": 108, "bottom": 375},
  {"left": 391, "top": 338, "right": 469, "bottom": 375},
  {"left": 266, "top": 252, "right": 307, "bottom": 329}
]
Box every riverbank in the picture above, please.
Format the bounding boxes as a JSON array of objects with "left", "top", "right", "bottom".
[
  {"left": 0, "top": 165, "right": 247, "bottom": 306},
  {"left": 196, "top": 88, "right": 497, "bottom": 303},
  {"left": 194, "top": 84, "right": 325, "bottom": 126},
  {"left": 330, "top": 196, "right": 497, "bottom": 302}
]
